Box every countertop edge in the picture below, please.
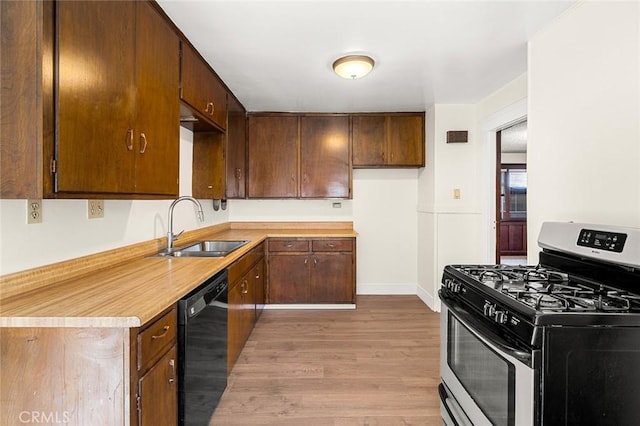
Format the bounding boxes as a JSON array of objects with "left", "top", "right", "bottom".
[{"left": 1, "top": 223, "right": 357, "bottom": 328}]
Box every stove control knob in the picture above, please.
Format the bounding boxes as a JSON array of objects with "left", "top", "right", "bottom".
[
  {"left": 483, "top": 302, "right": 496, "bottom": 317},
  {"left": 494, "top": 311, "right": 508, "bottom": 325}
]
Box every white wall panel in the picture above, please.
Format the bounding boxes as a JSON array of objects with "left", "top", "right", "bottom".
[{"left": 528, "top": 1, "right": 640, "bottom": 262}]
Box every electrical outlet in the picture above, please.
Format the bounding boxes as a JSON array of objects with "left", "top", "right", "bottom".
[
  {"left": 27, "top": 199, "right": 42, "bottom": 224},
  {"left": 453, "top": 188, "right": 461, "bottom": 199},
  {"left": 88, "top": 200, "right": 104, "bottom": 219}
]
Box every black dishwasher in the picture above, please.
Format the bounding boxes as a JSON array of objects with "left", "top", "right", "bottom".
[{"left": 178, "top": 269, "right": 228, "bottom": 426}]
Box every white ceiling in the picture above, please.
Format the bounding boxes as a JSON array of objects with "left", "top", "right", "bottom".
[{"left": 157, "top": 0, "right": 575, "bottom": 112}]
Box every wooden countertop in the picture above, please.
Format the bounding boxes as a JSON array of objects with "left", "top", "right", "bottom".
[{"left": 0, "top": 222, "right": 357, "bottom": 328}]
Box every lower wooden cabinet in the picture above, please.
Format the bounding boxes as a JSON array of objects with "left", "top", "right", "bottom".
[
  {"left": 268, "top": 238, "right": 355, "bottom": 304},
  {"left": 132, "top": 306, "right": 178, "bottom": 426},
  {"left": 227, "top": 242, "right": 265, "bottom": 373},
  {"left": 0, "top": 306, "right": 179, "bottom": 425},
  {"left": 137, "top": 345, "right": 178, "bottom": 426}
]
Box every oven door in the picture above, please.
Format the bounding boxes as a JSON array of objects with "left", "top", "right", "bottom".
[{"left": 440, "top": 297, "right": 536, "bottom": 426}]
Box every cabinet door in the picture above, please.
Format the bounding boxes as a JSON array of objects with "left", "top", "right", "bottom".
[
  {"left": 253, "top": 259, "right": 265, "bottom": 320},
  {"left": 56, "top": 1, "right": 136, "bottom": 193},
  {"left": 268, "top": 254, "right": 310, "bottom": 303},
  {"left": 300, "top": 115, "right": 350, "bottom": 198},
  {"left": 138, "top": 345, "right": 177, "bottom": 426},
  {"left": 226, "top": 96, "right": 247, "bottom": 199},
  {"left": 387, "top": 114, "right": 425, "bottom": 167},
  {"left": 247, "top": 115, "right": 298, "bottom": 198},
  {"left": 133, "top": 1, "right": 179, "bottom": 195},
  {"left": 181, "top": 44, "right": 227, "bottom": 130},
  {"left": 192, "top": 131, "right": 225, "bottom": 199},
  {"left": 228, "top": 276, "right": 254, "bottom": 372},
  {"left": 352, "top": 115, "right": 386, "bottom": 166},
  {"left": 310, "top": 253, "right": 354, "bottom": 303}
]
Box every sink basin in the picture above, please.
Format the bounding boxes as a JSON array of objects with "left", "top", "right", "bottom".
[{"left": 158, "top": 240, "right": 249, "bottom": 257}]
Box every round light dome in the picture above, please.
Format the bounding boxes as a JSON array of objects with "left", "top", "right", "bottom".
[{"left": 332, "top": 55, "right": 375, "bottom": 79}]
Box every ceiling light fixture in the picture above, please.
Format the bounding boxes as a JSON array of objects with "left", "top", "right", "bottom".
[{"left": 332, "top": 55, "right": 375, "bottom": 79}]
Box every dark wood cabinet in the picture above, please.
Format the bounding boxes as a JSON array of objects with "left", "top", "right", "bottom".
[
  {"left": 253, "top": 260, "right": 266, "bottom": 320},
  {"left": 180, "top": 42, "right": 228, "bottom": 131},
  {"left": 247, "top": 114, "right": 351, "bottom": 199},
  {"left": 227, "top": 243, "right": 265, "bottom": 372},
  {"left": 352, "top": 113, "right": 425, "bottom": 167},
  {"left": 138, "top": 346, "right": 178, "bottom": 426},
  {"left": 1, "top": 0, "right": 54, "bottom": 199},
  {"left": 225, "top": 95, "right": 247, "bottom": 199},
  {"left": 269, "top": 254, "right": 311, "bottom": 303},
  {"left": 247, "top": 114, "right": 299, "bottom": 198},
  {"left": 132, "top": 1, "right": 181, "bottom": 195},
  {"left": 300, "top": 115, "right": 351, "bottom": 198},
  {"left": 192, "top": 131, "right": 225, "bottom": 200},
  {"left": 132, "top": 307, "right": 178, "bottom": 426},
  {"left": 56, "top": 1, "right": 180, "bottom": 196},
  {"left": 268, "top": 238, "right": 355, "bottom": 304},
  {"left": 2, "top": 0, "right": 180, "bottom": 199}
]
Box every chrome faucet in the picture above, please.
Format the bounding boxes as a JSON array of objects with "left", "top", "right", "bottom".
[{"left": 167, "top": 196, "right": 204, "bottom": 252}]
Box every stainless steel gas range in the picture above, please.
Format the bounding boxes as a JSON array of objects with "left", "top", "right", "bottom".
[{"left": 438, "top": 222, "right": 640, "bottom": 426}]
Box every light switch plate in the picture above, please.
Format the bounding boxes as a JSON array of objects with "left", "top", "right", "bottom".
[
  {"left": 27, "top": 199, "right": 42, "bottom": 224},
  {"left": 88, "top": 200, "right": 104, "bottom": 219}
]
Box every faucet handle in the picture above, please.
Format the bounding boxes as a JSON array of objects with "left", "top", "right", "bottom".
[{"left": 173, "top": 230, "right": 184, "bottom": 240}]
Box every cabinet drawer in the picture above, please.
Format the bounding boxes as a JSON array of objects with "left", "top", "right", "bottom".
[
  {"left": 312, "top": 239, "right": 353, "bottom": 252},
  {"left": 269, "top": 239, "right": 310, "bottom": 252},
  {"left": 228, "top": 242, "right": 265, "bottom": 283},
  {"left": 138, "top": 308, "right": 177, "bottom": 373}
]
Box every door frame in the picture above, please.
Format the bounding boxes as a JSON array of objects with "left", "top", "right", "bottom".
[{"left": 479, "top": 99, "right": 527, "bottom": 264}]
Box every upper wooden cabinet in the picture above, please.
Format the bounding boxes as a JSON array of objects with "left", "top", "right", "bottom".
[
  {"left": 56, "top": 1, "right": 180, "bottom": 196},
  {"left": 247, "top": 113, "right": 351, "bottom": 199},
  {"left": 191, "top": 131, "right": 225, "bottom": 200},
  {"left": 247, "top": 114, "right": 299, "bottom": 198},
  {"left": 180, "top": 43, "right": 228, "bottom": 131},
  {"left": 1, "top": 1, "right": 181, "bottom": 198},
  {"left": 300, "top": 115, "right": 351, "bottom": 198},
  {"left": 0, "top": 0, "right": 54, "bottom": 199},
  {"left": 352, "top": 112, "right": 425, "bottom": 168},
  {"left": 225, "top": 95, "right": 247, "bottom": 199}
]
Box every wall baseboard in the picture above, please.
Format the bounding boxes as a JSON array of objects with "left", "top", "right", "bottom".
[
  {"left": 264, "top": 304, "right": 356, "bottom": 310},
  {"left": 356, "top": 283, "right": 417, "bottom": 295}
]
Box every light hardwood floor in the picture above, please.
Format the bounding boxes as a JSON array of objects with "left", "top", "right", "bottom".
[{"left": 211, "top": 295, "right": 442, "bottom": 425}]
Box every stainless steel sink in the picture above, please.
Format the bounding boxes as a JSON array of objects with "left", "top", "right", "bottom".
[{"left": 158, "top": 240, "right": 249, "bottom": 257}]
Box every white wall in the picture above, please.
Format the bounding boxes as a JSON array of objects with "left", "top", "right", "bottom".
[
  {"left": 0, "top": 127, "right": 230, "bottom": 275},
  {"left": 229, "top": 169, "right": 420, "bottom": 295},
  {"left": 417, "top": 104, "right": 481, "bottom": 311},
  {"left": 527, "top": 1, "right": 640, "bottom": 262}
]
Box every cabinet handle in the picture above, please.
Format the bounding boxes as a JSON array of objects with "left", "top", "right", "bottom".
[
  {"left": 327, "top": 243, "right": 335, "bottom": 248},
  {"left": 242, "top": 280, "right": 249, "bottom": 294},
  {"left": 204, "top": 102, "right": 215, "bottom": 115},
  {"left": 314, "top": 258, "right": 318, "bottom": 265},
  {"left": 168, "top": 358, "right": 176, "bottom": 384},
  {"left": 151, "top": 325, "right": 170, "bottom": 340},
  {"left": 286, "top": 243, "right": 293, "bottom": 248},
  {"left": 255, "top": 274, "right": 260, "bottom": 279},
  {"left": 209, "top": 102, "right": 215, "bottom": 114},
  {"left": 304, "top": 258, "right": 308, "bottom": 265},
  {"left": 126, "top": 129, "right": 134, "bottom": 151},
  {"left": 139, "top": 132, "right": 148, "bottom": 154}
]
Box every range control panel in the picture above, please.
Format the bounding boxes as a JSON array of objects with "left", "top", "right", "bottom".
[{"left": 577, "top": 228, "right": 627, "bottom": 253}]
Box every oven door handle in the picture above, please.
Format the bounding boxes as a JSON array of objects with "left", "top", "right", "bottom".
[{"left": 441, "top": 295, "right": 532, "bottom": 366}]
